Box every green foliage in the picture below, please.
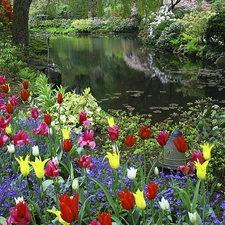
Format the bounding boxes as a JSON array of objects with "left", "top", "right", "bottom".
[
  {"left": 50, "top": 87, "right": 101, "bottom": 129},
  {"left": 0, "top": 41, "right": 25, "bottom": 74},
  {"left": 173, "top": 9, "right": 192, "bottom": 19},
  {"left": 71, "top": 19, "right": 91, "bottom": 33},
  {"left": 210, "top": 0, "right": 225, "bottom": 12},
  {"left": 18, "top": 67, "right": 38, "bottom": 81},
  {"left": 107, "top": 16, "right": 140, "bottom": 33},
  {"left": 156, "top": 22, "right": 184, "bottom": 50},
  {"left": 205, "top": 9, "right": 225, "bottom": 46}
]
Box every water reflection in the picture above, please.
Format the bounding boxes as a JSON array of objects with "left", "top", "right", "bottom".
[{"left": 50, "top": 34, "right": 225, "bottom": 122}]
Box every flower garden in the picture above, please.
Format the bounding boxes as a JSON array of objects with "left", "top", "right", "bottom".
[{"left": 0, "top": 73, "right": 224, "bottom": 225}]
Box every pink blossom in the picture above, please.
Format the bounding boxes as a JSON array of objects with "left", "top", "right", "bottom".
[
  {"left": 155, "top": 130, "right": 169, "bottom": 146},
  {"left": 0, "top": 93, "right": 5, "bottom": 99},
  {"left": 191, "top": 150, "right": 204, "bottom": 164},
  {"left": 79, "top": 111, "right": 90, "bottom": 128},
  {"left": 45, "top": 158, "right": 59, "bottom": 178},
  {"left": 0, "top": 76, "right": 5, "bottom": 85},
  {"left": 78, "top": 129, "right": 96, "bottom": 149},
  {"left": 6, "top": 198, "right": 31, "bottom": 225},
  {"left": 0, "top": 102, "right": 6, "bottom": 110},
  {"left": 11, "top": 131, "right": 31, "bottom": 147},
  {"left": 28, "top": 107, "right": 40, "bottom": 120},
  {"left": 0, "top": 113, "right": 12, "bottom": 128},
  {"left": 0, "top": 134, "right": 8, "bottom": 147},
  {"left": 178, "top": 161, "right": 195, "bottom": 176},
  {"left": 75, "top": 155, "right": 95, "bottom": 169},
  {"left": 89, "top": 219, "right": 101, "bottom": 225},
  {"left": 107, "top": 125, "right": 119, "bottom": 141},
  {"left": 32, "top": 122, "right": 48, "bottom": 136},
  {"left": 9, "top": 95, "right": 18, "bottom": 107}
]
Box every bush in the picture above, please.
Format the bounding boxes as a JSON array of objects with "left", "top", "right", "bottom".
[
  {"left": 71, "top": 19, "right": 91, "bottom": 33},
  {"left": 173, "top": 9, "right": 192, "bottom": 19},
  {"left": 107, "top": 16, "right": 140, "bottom": 33},
  {"left": 156, "top": 21, "right": 184, "bottom": 50},
  {"left": 205, "top": 9, "right": 225, "bottom": 46}
]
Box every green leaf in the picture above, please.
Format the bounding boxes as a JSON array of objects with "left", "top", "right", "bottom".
[
  {"left": 42, "top": 179, "right": 54, "bottom": 192},
  {"left": 90, "top": 177, "right": 119, "bottom": 217},
  {"left": 0, "top": 217, "right": 6, "bottom": 225},
  {"left": 78, "top": 194, "right": 94, "bottom": 224}
]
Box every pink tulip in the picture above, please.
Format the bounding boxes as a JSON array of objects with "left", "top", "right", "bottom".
[
  {"left": 11, "top": 131, "right": 31, "bottom": 147},
  {"left": 78, "top": 129, "right": 96, "bottom": 149},
  {"left": 191, "top": 150, "right": 204, "bottom": 164},
  {"left": 9, "top": 95, "right": 18, "bottom": 107},
  {"left": 0, "top": 75, "right": 5, "bottom": 85},
  {"left": 45, "top": 158, "right": 59, "bottom": 178},
  {"left": 32, "top": 122, "right": 48, "bottom": 136},
  {"left": 178, "top": 161, "right": 195, "bottom": 176},
  {"left": 108, "top": 125, "right": 119, "bottom": 141},
  {"left": 75, "top": 155, "right": 95, "bottom": 169},
  {"left": 0, "top": 113, "right": 11, "bottom": 128}
]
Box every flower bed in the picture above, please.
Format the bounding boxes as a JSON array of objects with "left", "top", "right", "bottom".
[{"left": 0, "top": 76, "right": 224, "bottom": 225}]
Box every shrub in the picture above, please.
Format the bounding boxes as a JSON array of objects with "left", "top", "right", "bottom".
[
  {"left": 156, "top": 21, "right": 184, "bottom": 50},
  {"left": 0, "top": 0, "right": 13, "bottom": 24},
  {"left": 210, "top": 0, "right": 225, "bottom": 12},
  {"left": 173, "top": 9, "right": 192, "bottom": 19},
  {"left": 205, "top": 9, "right": 225, "bottom": 46},
  {"left": 71, "top": 19, "right": 91, "bottom": 33}
]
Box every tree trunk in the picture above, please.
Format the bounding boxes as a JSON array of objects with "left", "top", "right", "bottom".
[{"left": 12, "top": 0, "right": 32, "bottom": 46}]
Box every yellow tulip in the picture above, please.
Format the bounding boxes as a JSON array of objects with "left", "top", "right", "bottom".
[
  {"left": 107, "top": 152, "right": 120, "bottom": 169},
  {"left": 47, "top": 209, "right": 70, "bottom": 225},
  {"left": 15, "top": 155, "right": 30, "bottom": 176},
  {"left": 108, "top": 117, "right": 114, "bottom": 127},
  {"left": 61, "top": 127, "right": 71, "bottom": 140},
  {"left": 29, "top": 157, "right": 50, "bottom": 179},
  {"left": 194, "top": 160, "right": 209, "bottom": 180},
  {"left": 200, "top": 143, "right": 214, "bottom": 160},
  {"left": 133, "top": 189, "right": 146, "bottom": 210},
  {"left": 5, "top": 124, "right": 12, "bottom": 134}
]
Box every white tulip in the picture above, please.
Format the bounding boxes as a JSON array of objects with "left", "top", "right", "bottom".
[
  {"left": 159, "top": 197, "right": 170, "bottom": 211},
  {"left": 72, "top": 178, "right": 79, "bottom": 190},
  {"left": 188, "top": 211, "right": 197, "bottom": 224},
  {"left": 154, "top": 166, "right": 159, "bottom": 175},
  {"left": 127, "top": 167, "right": 137, "bottom": 180},
  {"left": 7, "top": 144, "right": 15, "bottom": 154},
  {"left": 15, "top": 196, "right": 24, "bottom": 204},
  {"left": 32, "top": 145, "right": 39, "bottom": 157}
]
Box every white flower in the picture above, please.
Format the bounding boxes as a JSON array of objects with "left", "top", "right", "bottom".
[
  {"left": 188, "top": 211, "right": 197, "bottom": 224},
  {"left": 159, "top": 197, "right": 170, "bottom": 211},
  {"left": 32, "top": 145, "right": 39, "bottom": 157},
  {"left": 127, "top": 167, "right": 137, "bottom": 180},
  {"left": 72, "top": 178, "right": 79, "bottom": 190},
  {"left": 7, "top": 144, "right": 15, "bottom": 154},
  {"left": 154, "top": 166, "right": 159, "bottom": 175},
  {"left": 14, "top": 196, "right": 24, "bottom": 204}
]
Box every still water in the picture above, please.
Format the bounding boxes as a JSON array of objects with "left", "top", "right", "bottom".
[{"left": 50, "top": 34, "right": 225, "bottom": 122}]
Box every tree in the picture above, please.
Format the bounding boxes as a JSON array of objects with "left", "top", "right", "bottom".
[{"left": 12, "top": 0, "right": 32, "bottom": 46}]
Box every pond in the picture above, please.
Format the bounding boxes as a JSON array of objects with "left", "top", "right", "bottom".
[{"left": 49, "top": 34, "right": 225, "bottom": 122}]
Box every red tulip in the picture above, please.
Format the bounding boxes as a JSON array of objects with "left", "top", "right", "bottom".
[
  {"left": 173, "top": 135, "right": 188, "bottom": 153},
  {"left": 118, "top": 188, "right": 135, "bottom": 210},
  {"left": 44, "top": 114, "right": 52, "bottom": 125},
  {"left": 124, "top": 135, "right": 136, "bottom": 147},
  {"left": 6, "top": 103, "right": 14, "bottom": 114},
  {"left": 79, "top": 111, "right": 87, "bottom": 124},
  {"left": 139, "top": 126, "right": 151, "bottom": 140},
  {"left": 20, "top": 90, "right": 30, "bottom": 101},
  {"left": 17, "top": 201, "right": 27, "bottom": 218},
  {"left": 146, "top": 182, "right": 158, "bottom": 200},
  {"left": 155, "top": 130, "right": 169, "bottom": 146},
  {"left": 75, "top": 155, "right": 95, "bottom": 169},
  {"left": 59, "top": 193, "right": 79, "bottom": 223},
  {"left": 107, "top": 125, "right": 119, "bottom": 141},
  {"left": 57, "top": 93, "right": 63, "bottom": 104},
  {"left": 97, "top": 212, "right": 112, "bottom": 225},
  {"left": 22, "top": 80, "right": 29, "bottom": 89},
  {"left": 6, "top": 197, "right": 31, "bottom": 225},
  {"left": 178, "top": 161, "right": 195, "bottom": 176},
  {"left": 63, "top": 139, "right": 73, "bottom": 152},
  {"left": 1, "top": 84, "right": 10, "bottom": 93}
]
